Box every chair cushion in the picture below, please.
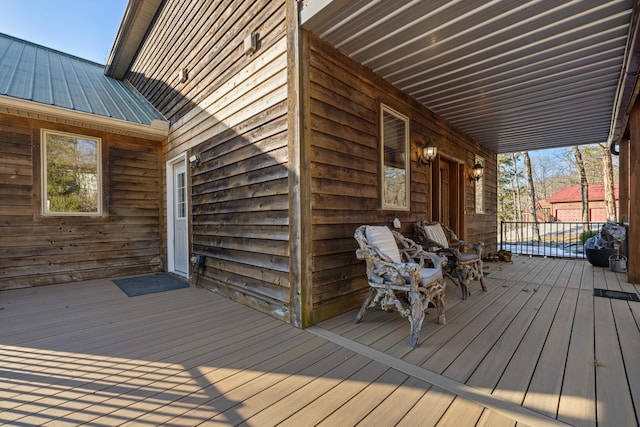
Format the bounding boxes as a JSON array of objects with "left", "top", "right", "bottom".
[
  {"left": 460, "top": 252, "right": 480, "bottom": 262},
  {"left": 418, "top": 267, "right": 443, "bottom": 286},
  {"left": 399, "top": 266, "right": 442, "bottom": 287},
  {"left": 365, "top": 226, "right": 402, "bottom": 264},
  {"left": 422, "top": 224, "right": 449, "bottom": 248}
]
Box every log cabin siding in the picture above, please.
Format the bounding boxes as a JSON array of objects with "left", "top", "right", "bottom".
[
  {"left": 127, "top": 0, "right": 291, "bottom": 320},
  {"left": 306, "top": 33, "right": 498, "bottom": 322},
  {"left": 0, "top": 114, "right": 162, "bottom": 290}
]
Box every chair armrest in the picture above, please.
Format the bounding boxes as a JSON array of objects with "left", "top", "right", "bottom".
[
  {"left": 356, "top": 248, "right": 422, "bottom": 288},
  {"left": 450, "top": 239, "right": 484, "bottom": 256},
  {"left": 391, "top": 231, "right": 447, "bottom": 269},
  {"left": 391, "top": 231, "right": 420, "bottom": 259},
  {"left": 435, "top": 246, "right": 463, "bottom": 264},
  {"left": 408, "top": 248, "right": 448, "bottom": 270}
]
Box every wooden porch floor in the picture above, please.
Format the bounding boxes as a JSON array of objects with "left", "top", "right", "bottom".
[{"left": 1, "top": 257, "right": 638, "bottom": 426}]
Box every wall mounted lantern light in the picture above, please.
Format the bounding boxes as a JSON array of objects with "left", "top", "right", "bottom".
[
  {"left": 189, "top": 154, "right": 200, "bottom": 168},
  {"left": 419, "top": 144, "right": 437, "bottom": 165},
  {"left": 470, "top": 162, "right": 484, "bottom": 181}
]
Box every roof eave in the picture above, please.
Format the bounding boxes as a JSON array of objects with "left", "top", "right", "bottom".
[
  {"left": 105, "top": 0, "right": 164, "bottom": 79},
  {"left": 610, "top": 0, "right": 640, "bottom": 149},
  {"left": 0, "top": 95, "right": 169, "bottom": 141}
]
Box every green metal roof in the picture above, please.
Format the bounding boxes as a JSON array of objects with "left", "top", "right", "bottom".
[{"left": 0, "top": 32, "right": 166, "bottom": 127}]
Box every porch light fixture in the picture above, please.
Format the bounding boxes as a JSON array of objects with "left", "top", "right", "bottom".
[
  {"left": 419, "top": 144, "right": 437, "bottom": 165},
  {"left": 470, "top": 162, "right": 484, "bottom": 181},
  {"left": 189, "top": 155, "right": 200, "bottom": 168}
]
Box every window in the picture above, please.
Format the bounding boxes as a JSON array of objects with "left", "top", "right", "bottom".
[
  {"left": 176, "top": 170, "right": 186, "bottom": 219},
  {"left": 475, "top": 155, "right": 484, "bottom": 214},
  {"left": 41, "top": 130, "right": 102, "bottom": 215},
  {"left": 381, "top": 105, "right": 409, "bottom": 210}
]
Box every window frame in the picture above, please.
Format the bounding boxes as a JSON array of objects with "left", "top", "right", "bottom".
[
  {"left": 474, "top": 155, "right": 485, "bottom": 214},
  {"left": 41, "top": 129, "right": 103, "bottom": 216},
  {"left": 380, "top": 104, "right": 410, "bottom": 211}
]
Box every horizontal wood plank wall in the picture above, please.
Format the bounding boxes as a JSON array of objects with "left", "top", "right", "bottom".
[
  {"left": 0, "top": 114, "right": 162, "bottom": 291},
  {"left": 466, "top": 150, "right": 498, "bottom": 253},
  {"left": 127, "top": 0, "right": 291, "bottom": 321},
  {"left": 306, "top": 33, "right": 498, "bottom": 323}
]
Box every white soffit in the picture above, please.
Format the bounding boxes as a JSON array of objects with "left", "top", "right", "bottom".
[
  {"left": 0, "top": 95, "right": 169, "bottom": 141},
  {"left": 105, "top": 0, "right": 164, "bottom": 80},
  {"left": 301, "top": 0, "right": 635, "bottom": 154}
]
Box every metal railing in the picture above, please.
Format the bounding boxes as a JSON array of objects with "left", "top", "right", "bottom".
[{"left": 499, "top": 221, "right": 606, "bottom": 259}]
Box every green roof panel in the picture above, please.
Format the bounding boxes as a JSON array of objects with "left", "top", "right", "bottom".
[{"left": 0, "top": 32, "right": 165, "bottom": 127}]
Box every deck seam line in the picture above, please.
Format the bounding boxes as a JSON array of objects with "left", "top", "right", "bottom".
[{"left": 307, "top": 325, "right": 570, "bottom": 427}]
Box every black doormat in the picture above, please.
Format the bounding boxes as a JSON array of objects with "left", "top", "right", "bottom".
[
  {"left": 113, "top": 273, "right": 190, "bottom": 297},
  {"left": 594, "top": 288, "right": 640, "bottom": 302}
]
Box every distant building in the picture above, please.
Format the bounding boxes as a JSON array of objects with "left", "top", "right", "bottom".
[
  {"left": 523, "top": 199, "right": 554, "bottom": 222},
  {"left": 546, "top": 183, "right": 619, "bottom": 222}
]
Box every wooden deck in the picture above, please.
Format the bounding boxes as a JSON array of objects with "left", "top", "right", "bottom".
[{"left": 1, "top": 257, "right": 638, "bottom": 426}]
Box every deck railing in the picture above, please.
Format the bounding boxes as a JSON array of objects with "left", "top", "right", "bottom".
[{"left": 499, "top": 221, "right": 607, "bottom": 259}]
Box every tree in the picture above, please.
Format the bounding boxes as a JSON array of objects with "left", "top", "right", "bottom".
[
  {"left": 522, "top": 152, "right": 540, "bottom": 240},
  {"left": 599, "top": 143, "right": 617, "bottom": 221},
  {"left": 531, "top": 151, "right": 568, "bottom": 200},
  {"left": 572, "top": 146, "right": 589, "bottom": 223},
  {"left": 497, "top": 153, "right": 524, "bottom": 222},
  {"left": 510, "top": 153, "right": 523, "bottom": 222},
  {"left": 498, "top": 144, "right": 619, "bottom": 225}
]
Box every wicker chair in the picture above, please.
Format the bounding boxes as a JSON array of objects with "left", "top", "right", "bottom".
[
  {"left": 354, "top": 225, "right": 447, "bottom": 347},
  {"left": 413, "top": 221, "right": 486, "bottom": 300}
]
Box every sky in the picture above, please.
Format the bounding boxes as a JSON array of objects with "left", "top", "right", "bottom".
[{"left": 0, "top": 0, "right": 128, "bottom": 65}]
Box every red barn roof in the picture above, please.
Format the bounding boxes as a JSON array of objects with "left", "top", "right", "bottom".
[{"left": 547, "top": 182, "right": 619, "bottom": 203}]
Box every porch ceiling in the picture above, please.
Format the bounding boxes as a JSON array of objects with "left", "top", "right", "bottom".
[{"left": 300, "top": 0, "right": 638, "bottom": 154}]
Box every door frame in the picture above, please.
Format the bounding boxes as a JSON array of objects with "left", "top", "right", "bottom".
[
  {"left": 431, "top": 154, "right": 465, "bottom": 239},
  {"left": 167, "top": 153, "right": 189, "bottom": 278}
]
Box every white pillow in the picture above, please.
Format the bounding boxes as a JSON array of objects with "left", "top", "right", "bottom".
[
  {"left": 422, "top": 224, "right": 449, "bottom": 249},
  {"left": 365, "top": 226, "right": 402, "bottom": 263}
]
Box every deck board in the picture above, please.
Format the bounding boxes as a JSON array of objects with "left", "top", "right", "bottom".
[
  {"left": 593, "top": 296, "right": 637, "bottom": 425},
  {"left": 208, "top": 342, "right": 344, "bottom": 425},
  {"left": 237, "top": 352, "right": 371, "bottom": 426},
  {"left": 566, "top": 260, "right": 583, "bottom": 289},
  {"left": 557, "top": 288, "right": 596, "bottom": 427},
  {"left": 1, "top": 259, "right": 638, "bottom": 426},
  {"left": 316, "top": 367, "right": 410, "bottom": 426},
  {"left": 355, "top": 376, "right": 434, "bottom": 426},
  {"left": 522, "top": 287, "right": 577, "bottom": 418},
  {"left": 611, "top": 299, "right": 640, "bottom": 422},
  {"left": 399, "top": 387, "right": 460, "bottom": 426},
  {"left": 436, "top": 284, "right": 557, "bottom": 425},
  {"left": 580, "top": 260, "right": 595, "bottom": 290}
]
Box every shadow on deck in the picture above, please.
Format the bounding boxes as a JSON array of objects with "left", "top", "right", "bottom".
[{"left": 0, "top": 257, "right": 638, "bottom": 426}]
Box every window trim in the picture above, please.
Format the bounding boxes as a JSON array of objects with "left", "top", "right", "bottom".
[
  {"left": 475, "top": 155, "right": 485, "bottom": 214},
  {"left": 41, "top": 129, "right": 103, "bottom": 216},
  {"left": 380, "top": 104, "right": 410, "bottom": 211}
]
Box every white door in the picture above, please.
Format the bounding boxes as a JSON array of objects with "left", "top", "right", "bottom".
[{"left": 169, "top": 159, "right": 189, "bottom": 276}]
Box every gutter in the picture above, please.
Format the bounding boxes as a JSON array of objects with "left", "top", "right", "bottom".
[
  {"left": 609, "top": 0, "right": 640, "bottom": 154},
  {"left": 0, "top": 95, "right": 169, "bottom": 141}
]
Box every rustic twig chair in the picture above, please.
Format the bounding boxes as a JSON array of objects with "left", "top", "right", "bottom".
[
  {"left": 413, "top": 221, "right": 486, "bottom": 300},
  {"left": 354, "top": 225, "right": 447, "bottom": 347}
]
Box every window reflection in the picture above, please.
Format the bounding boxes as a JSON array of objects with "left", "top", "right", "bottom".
[{"left": 381, "top": 106, "right": 409, "bottom": 210}]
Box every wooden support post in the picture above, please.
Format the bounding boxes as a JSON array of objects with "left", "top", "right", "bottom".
[
  {"left": 619, "top": 138, "right": 629, "bottom": 224},
  {"left": 287, "top": 0, "right": 313, "bottom": 327},
  {"left": 628, "top": 105, "right": 640, "bottom": 284}
]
